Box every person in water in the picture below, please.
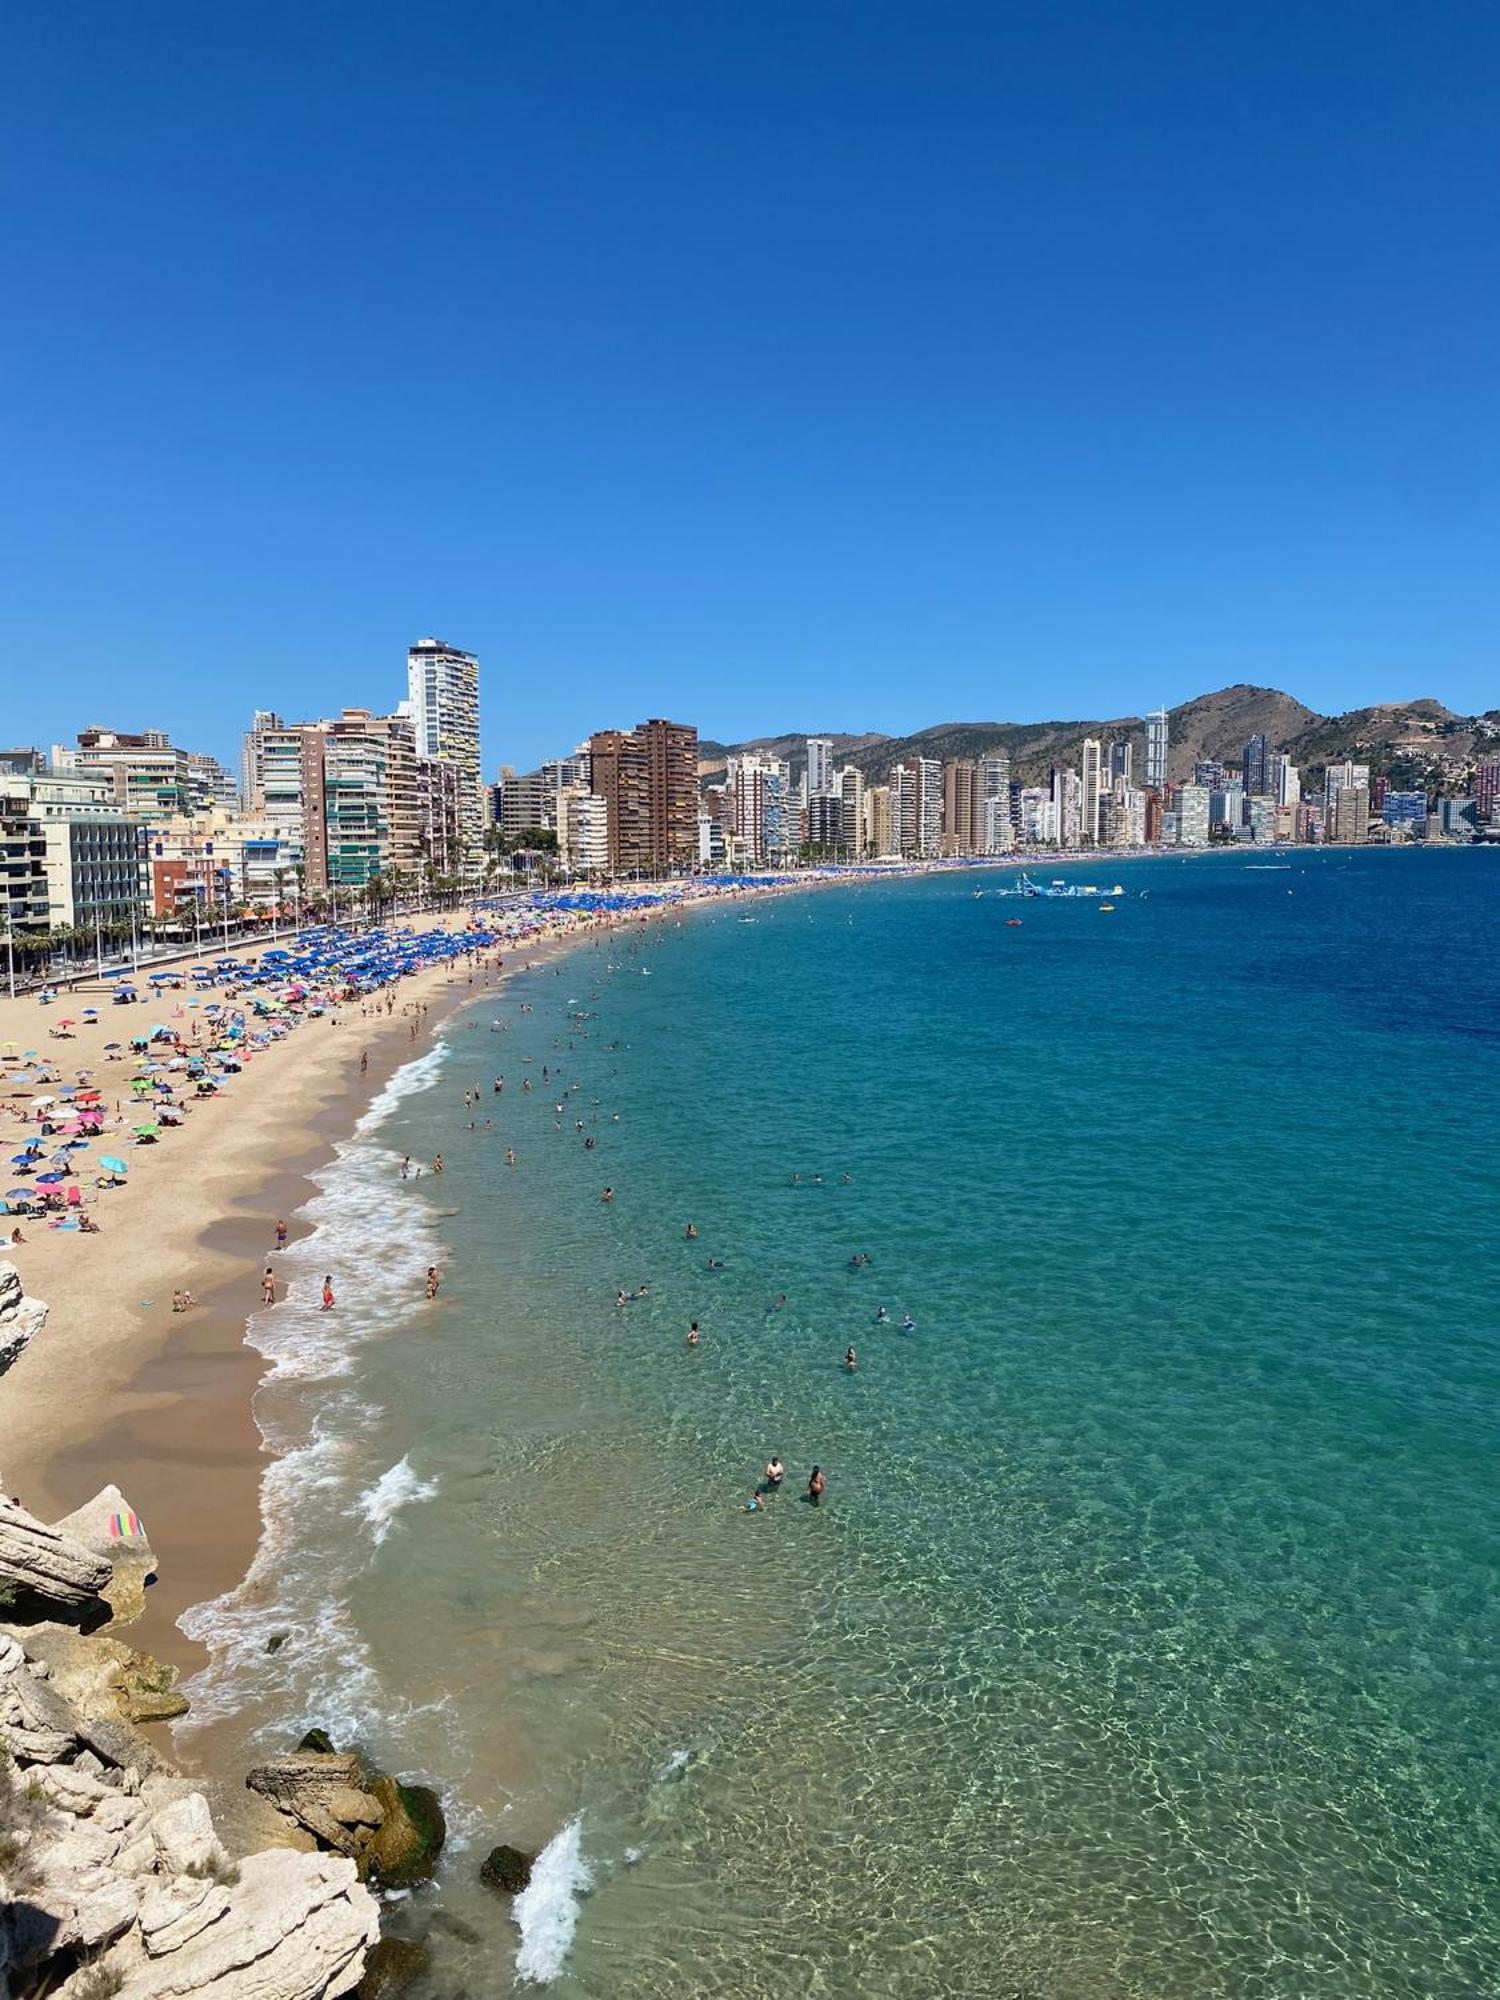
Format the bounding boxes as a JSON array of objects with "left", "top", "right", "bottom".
[
  {"left": 844, "top": 1346, "right": 857, "bottom": 1371},
  {"left": 808, "top": 1465, "right": 826, "bottom": 1504},
  {"left": 275, "top": 1217, "right": 288, "bottom": 1250},
  {"left": 602, "top": 1186, "right": 615, "bottom": 1202},
  {"left": 320, "top": 1275, "right": 335, "bottom": 1311},
  {"left": 874, "top": 1305, "right": 889, "bottom": 1323},
  {"left": 425, "top": 1266, "right": 441, "bottom": 1299},
  {"left": 687, "top": 1322, "right": 700, "bottom": 1346},
  {"left": 684, "top": 1222, "right": 698, "bottom": 1239},
  {"left": 261, "top": 1266, "right": 276, "bottom": 1305},
  {"left": 901, "top": 1313, "right": 916, "bottom": 1332},
  {"left": 764, "top": 1456, "right": 784, "bottom": 1492}
]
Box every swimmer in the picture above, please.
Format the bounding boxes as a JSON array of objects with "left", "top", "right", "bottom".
[
  {"left": 707, "top": 1256, "right": 725, "bottom": 1270},
  {"left": 808, "top": 1465, "right": 826, "bottom": 1504},
  {"left": 615, "top": 1290, "right": 628, "bottom": 1308},
  {"left": 635, "top": 1282, "right": 650, "bottom": 1298},
  {"left": 874, "top": 1305, "right": 889, "bottom": 1323},
  {"left": 685, "top": 1223, "right": 699, "bottom": 1240},
  {"left": 844, "top": 1346, "right": 857, "bottom": 1371},
  {"left": 602, "top": 1186, "right": 615, "bottom": 1202},
  {"left": 687, "top": 1322, "right": 701, "bottom": 1347},
  {"left": 901, "top": 1314, "right": 916, "bottom": 1333}
]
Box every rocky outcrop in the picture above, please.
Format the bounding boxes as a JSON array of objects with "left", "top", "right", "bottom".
[
  {"left": 0, "top": 1494, "right": 112, "bottom": 1613},
  {"left": 53, "top": 1484, "right": 158, "bottom": 1625},
  {"left": 247, "top": 1742, "right": 445, "bottom": 1887},
  {"left": 0, "top": 1260, "right": 47, "bottom": 1375},
  {"left": 0, "top": 1629, "right": 380, "bottom": 2000},
  {"left": 480, "top": 1842, "right": 534, "bottom": 1893}
]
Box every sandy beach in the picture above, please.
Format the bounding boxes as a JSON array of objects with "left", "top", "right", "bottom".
[
  {"left": 0, "top": 885, "right": 774, "bottom": 1739},
  {"left": 0, "top": 925, "right": 512, "bottom": 1698}
]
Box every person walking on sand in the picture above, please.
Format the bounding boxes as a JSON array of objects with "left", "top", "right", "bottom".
[
  {"left": 425, "top": 1265, "right": 441, "bottom": 1299},
  {"left": 360, "top": 1049, "right": 368, "bottom": 1075},
  {"left": 321, "top": 1274, "right": 335, "bottom": 1311},
  {"left": 261, "top": 1266, "right": 276, "bottom": 1305},
  {"left": 275, "top": 1217, "right": 288, "bottom": 1251}
]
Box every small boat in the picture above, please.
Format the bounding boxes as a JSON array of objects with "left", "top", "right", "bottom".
[
  {"left": 1006, "top": 918, "right": 1023, "bottom": 927},
  {"left": 1099, "top": 903, "right": 1115, "bottom": 912}
]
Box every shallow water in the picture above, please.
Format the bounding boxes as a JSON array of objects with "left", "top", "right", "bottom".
[{"left": 181, "top": 849, "right": 1500, "bottom": 1997}]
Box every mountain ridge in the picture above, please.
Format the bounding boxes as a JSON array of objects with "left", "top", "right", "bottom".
[{"left": 698, "top": 685, "right": 1500, "bottom": 791}]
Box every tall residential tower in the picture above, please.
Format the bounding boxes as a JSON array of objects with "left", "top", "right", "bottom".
[{"left": 407, "top": 637, "right": 482, "bottom": 857}]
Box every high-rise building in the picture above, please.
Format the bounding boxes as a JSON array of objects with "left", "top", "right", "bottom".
[
  {"left": 863, "top": 784, "right": 893, "bottom": 857},
  {"left": 806, "top": 794, "right": 844, "bottom": 849},
  {"left": 1382, "top": 790, "right": 1427, "bottom": 831},
  {"left": 838, "top": 766, "right": 865, "bottom": 852},
  {"left": 977, "top": 751, "right": 1011, "bottom": 853},
  {"left": 240, "top": 712, "right": 284, "bottom": 811},
  {"left": 1323, "top": 760, "right": 1371, "bottom": 834},
  {"left": 1178, "top": 784, "right": 1211, "bottom": 847},
  {"left": 806, "top": 737, "right": 835, "bottom": 799},
  {"left": 69, "top": 729, "right": 194, "bottom": 820},
  {"left": 1107, "top": 739, "right": 1132, "bottom": 784},
  {"left": 557, "top": 787, "right": 609, "bottom": 873},
  {"left": 1050, "top": 765, "right": 1081, "bottom": 848},
  {"left": 1475, "top": 758, "right": 1500, "bottom": 824},
  {"left": 888, "top": 764, "right": 919, "bottom": 855},
  {"left": 0, "top": 765, "right": 141, "bottom": 942},
  {"left": 1194, "top": 759, "right": 1224, "bottom": 789},
  {"left": 1080, "top": 738, "right": 1103, "bottom": 846},
  {"left": 1242, "top": 733, "right": 1271, "bottom": 797},
  {"left": 641, "top": 719, "right": 699, "bottom": 870},
  {"left": 1270, "top": 753, "right": 1300, "bottom": 808},
  {"left": 407, "top": 637, "right": 482, "bottom": 857},
  {"left": 941, "top": 759, "right": 978, "bottom": 855},
  {"left": 1144, "top": 708, "right": 1169, "bottom": 791},
  {"left": 1331, "top": 782, "right": 1370, "bottom": 845}
]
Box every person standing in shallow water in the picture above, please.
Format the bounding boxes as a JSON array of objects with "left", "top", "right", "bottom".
[
  {"left": 808, "top": 1465, "right": 826, "bottom": 1504},
  {"left": 320, "top": 1274, "right": 335, "bottom": 1311}
]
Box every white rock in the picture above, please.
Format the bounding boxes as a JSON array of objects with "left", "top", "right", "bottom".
[
  {"left": 0, "top": 1494, "right": 110, "bottom": 1607},
  {"left": 115, "top": 1848, "right": 379, "bottom": 2000},
  {"left": 150, "top": 1792, "right": 225, "bottom": 1877},
  {"left": 139, "top": 1875, "right": 233, "bottom": 1956},
  {"left": 0, "top": 1262, "right": 48, "bottom": 1374}
]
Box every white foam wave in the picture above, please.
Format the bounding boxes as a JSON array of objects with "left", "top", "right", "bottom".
[
  {"left": 357, "top": 1456, "right": 438, "bottom": 1545},
  {"left": 175, "top": 1037, "right": 454, "bottom": 1741},
  {"left": 355, "top": 1041, "right": 450, "bottom": 1137},
  {"left": 514, "top": 1814, "right": 592, "bottom": 1986}
]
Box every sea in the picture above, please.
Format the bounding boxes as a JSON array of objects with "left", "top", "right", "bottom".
[{"left": 178, "top": 847, "right": 1500, "bottom": 1998}]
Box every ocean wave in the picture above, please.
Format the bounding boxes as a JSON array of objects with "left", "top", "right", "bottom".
[
  {"left": 175, "top": 1038, "right": 453, "bottom": 1741},
  {"left": 357, "top": 1456, "right": 438, "bottom": 1546},
  {"left": 514, "top": 1815, "right": 592, "bottom": 1987},
  {"left": 355, "top": 1040, "right": 450, "bottom": 1137}
]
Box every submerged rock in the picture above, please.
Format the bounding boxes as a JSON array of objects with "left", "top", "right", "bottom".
[
  {"left": 479, "top": 1843, "right": 534, "bottom": 1894},
  {"left": 356, "top": 1934, "right": 428, "bottom": 1999}
]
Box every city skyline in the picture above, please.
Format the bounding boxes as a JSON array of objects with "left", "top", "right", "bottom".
[{"left": 7, "top": 6, "right": 1500, "bottom": 768}]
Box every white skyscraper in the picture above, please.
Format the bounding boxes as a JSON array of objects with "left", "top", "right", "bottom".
[
  {"left": 1145, "top": 708, "right": 1169, "bottom": 790},
  {"left": 1080, "top": 738, "right": 1103, "bottom": 846},
  {"left": 407, "top": 637, "right": 482, "bottom": 856},
  {"left": 806, "top": 736, "right": 835, "bottom": 798}
]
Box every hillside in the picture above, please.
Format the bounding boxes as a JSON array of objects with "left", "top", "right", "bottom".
[{"left": 702, "top": 686, "right": 1500, "bottom": 791}]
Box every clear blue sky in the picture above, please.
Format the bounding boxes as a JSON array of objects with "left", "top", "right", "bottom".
[{"left": 4, "top": 1, "right": 1497, "bottom": 772}]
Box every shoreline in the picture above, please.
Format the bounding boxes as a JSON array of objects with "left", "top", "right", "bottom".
[{"left": 0, "top": 890, "right": 754, "bottom": 1787}]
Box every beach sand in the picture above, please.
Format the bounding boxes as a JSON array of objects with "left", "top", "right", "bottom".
[{"left": 0, "top": 928, "right": 506, "bottom": 1689}]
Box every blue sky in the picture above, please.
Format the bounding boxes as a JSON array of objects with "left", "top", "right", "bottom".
[{"left": 4, "top": 1, "right": 1497, "bottom": 771}]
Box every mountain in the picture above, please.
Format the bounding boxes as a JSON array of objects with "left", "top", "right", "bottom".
[{"left": 701, "top": 686, "right": 1500, "bottom": 791}]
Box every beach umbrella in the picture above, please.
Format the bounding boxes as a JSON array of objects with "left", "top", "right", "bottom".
[
  {"left": 34, "top": 1173, "right": 62, "bottom": 1187},
  {"left": 0, "top": 1042, "right": 16, "bottom": 1056},
  {"left": 102, "top": 1042, "right": 121, "bottom": 1052},
  {"left": 98, "top": 1156, "right": 127, "bottom": 1175},
  {"left": 133, "top": 1124, "right": 159, "bottom": 1138},
  {"left": 4, "top": 1190, "right": 31, "bottom": 1202}
]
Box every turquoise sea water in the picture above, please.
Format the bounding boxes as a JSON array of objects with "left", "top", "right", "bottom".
[{"left": 183, "top": 848, "right": 1500, "bottom": 1997}]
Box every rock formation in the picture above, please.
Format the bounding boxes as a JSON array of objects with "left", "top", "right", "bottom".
[
  {"left": 52, "top": 1485, "right": 159, "bottom": 1625},
  {"left": 0, "top": 1496, "right": 112, "bottom": 1614},
  {"left": 246, "top": 1742, "right": 446, "bottom": 1888},
  {"left": 0, "top": 1261, "right": 47, "bottom": 1375},
  {"left": 0, "top": 1630, "right": 380, "bottom": 2000}
]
